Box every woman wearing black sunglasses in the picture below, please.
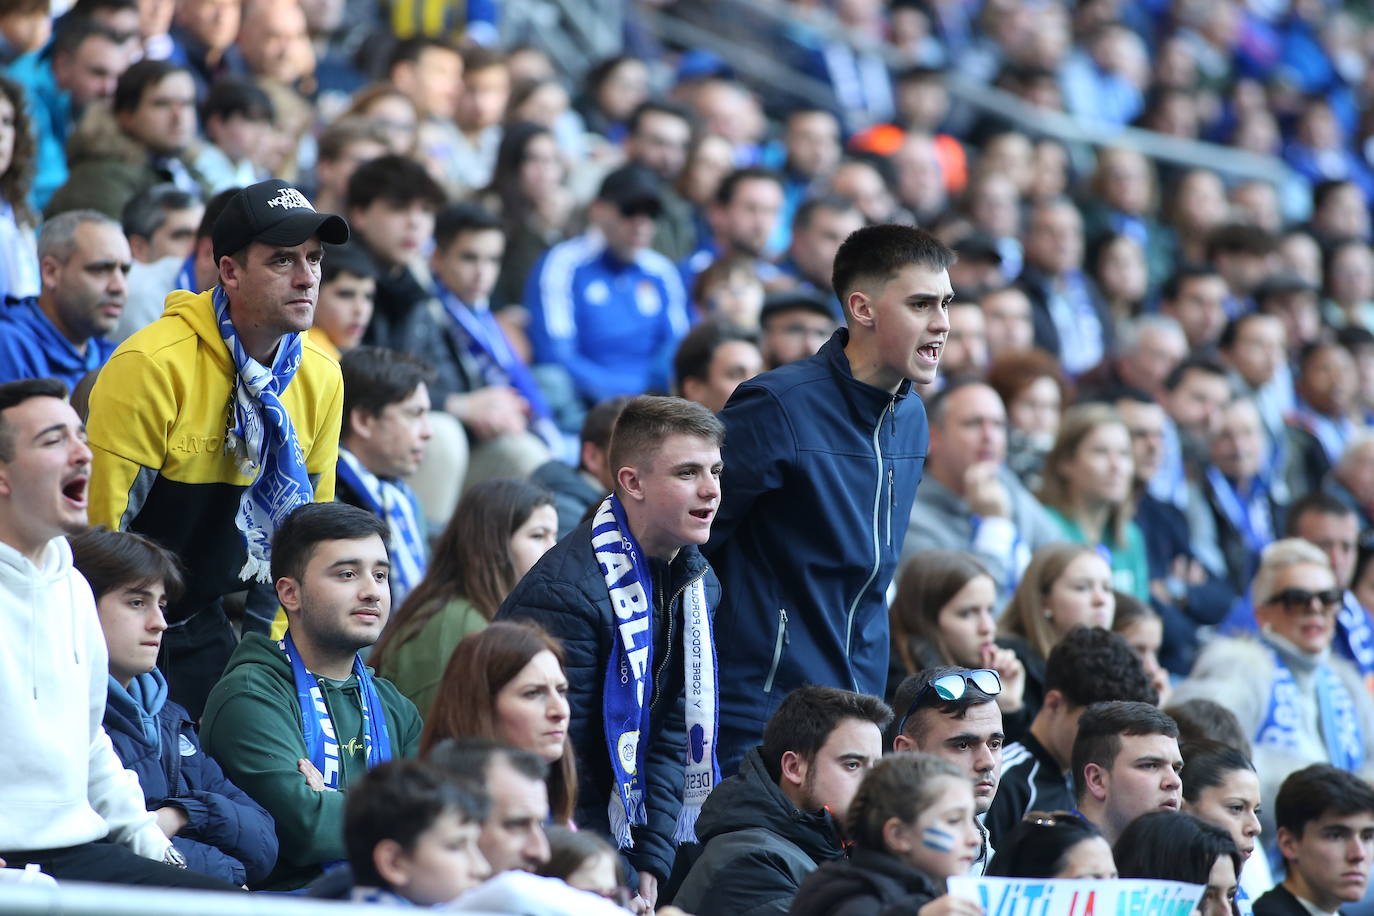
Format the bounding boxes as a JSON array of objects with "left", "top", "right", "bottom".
[{"left": 1172, "top": 539, "right": 1374, "bottom": 843}]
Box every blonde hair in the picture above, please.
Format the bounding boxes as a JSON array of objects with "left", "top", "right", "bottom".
[
  {"left": 1038, "top": 403, "right": 1132, "bottom": 548},
  {"left": 1252, "top": 538, "right": 1332, "bottom": 608},
  {"left": 999, "top": 542, "right": 1100, "bottom": 659}
]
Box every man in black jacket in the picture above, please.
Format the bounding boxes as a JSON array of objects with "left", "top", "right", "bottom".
[
  {"left": 496, "top": 396, "right": 724, "bottom": 913},
  {"left": 1255, "top": 765, "right": 1374, "bottom": 916},
  {"left": 674, "top": 686, "right": 891, "bottom": 916},
  {"left": 984, "top": 627, "right": 1158, "bottom": 851}
]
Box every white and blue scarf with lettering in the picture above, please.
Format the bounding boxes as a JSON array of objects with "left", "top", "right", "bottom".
[
  {"left": 336, "top": 447, "right": 427, "bottom": 605},
  {"left": 591, "top": 494, "right": 718, "bottom": 848},
  {"left": 1256, "top": 643, "right": 1364, "bottom": 772},
  {"left": 215, "top": 285, "right": 315, "bottom": 582}
]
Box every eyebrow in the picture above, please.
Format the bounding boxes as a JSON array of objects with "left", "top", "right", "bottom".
[
  {"left": 325, "top": 557, "right": 392, "bottom": 571},
  {"left": 31, "top": 422, "right": 78, "bottom": 443},
  {"left": 905, "top": 291, "right": 954, "bottom": 304},
  {"left": 835, "top": 752, "right": 872, "bottom": 764},
  {"left": 669, "top": 461, "right": 720, "bottom": 473}
]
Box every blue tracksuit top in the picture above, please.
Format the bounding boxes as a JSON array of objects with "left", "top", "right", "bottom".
[
  {"left": 704, "top": 328, "right": 929, "bottom": 775},
  {"left": 524, "top": 233, "right": 688, "bottom": 404},
  {"left": 0, "top": 298, "right": 115, "bottom": 389}
]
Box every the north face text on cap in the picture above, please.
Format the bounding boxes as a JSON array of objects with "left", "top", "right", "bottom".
[{"left": 266, "top": 188, "right": 314, "bottom": 210}]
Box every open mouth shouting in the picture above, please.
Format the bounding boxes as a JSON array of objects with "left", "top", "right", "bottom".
[
  {"left": 61, "top": 472, "right": 88, "bottom": 511},
  {"left": 916, "top": 340, "right": 943, "bottom": 367}
]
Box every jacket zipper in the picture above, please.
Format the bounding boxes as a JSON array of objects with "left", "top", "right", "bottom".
[
  {"left": 844, "top": 396, "right": 894, "bottom": 690},
  {"left": 886, "top": 466, "right": 894, "bottom": 549},
  {"left": 763, "top": 608, "right": 789, "bottom": 694},
  {"left": 649, "top": 569, "right": 705, "bottom": 713}
]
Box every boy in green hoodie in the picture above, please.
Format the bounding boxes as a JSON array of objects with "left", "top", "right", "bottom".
[{"left": 201, "top": 502, "right": 423, "bottom": 890}]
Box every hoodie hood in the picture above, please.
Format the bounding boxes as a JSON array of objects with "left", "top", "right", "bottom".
[
  {"left": 161, "top": 289, "right": 235, "bottom": 374},
  {"left": 694, "top": 746, "right": 844, "bottom": 861},
  {"left": 106, "top": 668, "right": 168, "bottom": 751},
  {"left": 222, "top": 631, "right": 295, "bottom": 681}
]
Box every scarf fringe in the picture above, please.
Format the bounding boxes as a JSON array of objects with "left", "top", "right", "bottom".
[
  {"left": 239, "top": 553, "right": 272, "bottom": 584},
  {"left": 608, "top": 791, "right": 640, "bottom": 850},
  {"left": 672, "top": 800, "right": 701, "bottom": 845}
]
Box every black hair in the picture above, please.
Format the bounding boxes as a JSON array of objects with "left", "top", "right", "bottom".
[
  {"left": 196, "top": 187, "right": 240, "bottom": 242},
  {"left": 1314, "top": 179, "right": 1360, "bottom": 213},
  {"left": 672, "top": 320, "right": 759, "bottom": 388},
  {"left": 1163, "top": 355, "right": 1230, "bottom": 393},
  {"left": 831, "top": 224, "right": 956, "bottom": 308},
  {"left": 433, "top": 202, "right": 504, "bottom": 251},
  {"left": 1164, "top": 699, "right": 1251, "bottom": 757},
  {"left": 1337, "top": 325, "right": 1374, "bottom": 355},
  {"left": 988, "top": 814, "right": 1108, "bottom": 879},
  {"left": 793, "top": 194, "right": 860, "bottom": 235},
  {"left": 1275, "top": 765, "right": 1374, "bottom": 843},
  {"left": 270, "top": 502, "right": 390, "bottom": 584},
  {"left": 1179, "top": 739, "right": 1256, "bottom": 804},
  {"left": 69, "top": 526, "right": 186, "bottom": 604},
  {"left": 345, "top": 758, "right": 488, "bottom": 888},
  {"left": 1217, "top": 311, "right": 1276, "bottom": 351},
  {"left": 121, "top": 183, "right": 199, "bottom": 242},
  {"left": 760, "top": 686, "right": 893, "bottom": 784},
  {"left": 924, "top": 377, "right": 995, "bottom": 426},
  {"left": 580, "top": 395, "right": 633, "bottom": 451},
  {"left": 1205, "top": 223, "right": 1277, "bottom": 260},
  {"left": 113, "top": 59, "right": 187, "bottom": 114},
  {"left": 538, "top": 825, "right": 617, "bottom": 884},
  {"left": 627, "top": 99, "right": 693, "bottom": 136},
  {"left": 346, "top": 154, "right": 447, "bottom": 213},
  {"left": 425, "top": 736, "right": 549, "bottom": 786},
  {"left": 320, "top": 240, "right": 378, "bottom": 286},
  {"left": 385, "top": 35, "right": 460, "bottom": 73},
  {"left": 48, "top": 16, "right": 122, "bottom": 62},
  {"left": 1287, "top": 490, "right": 1358, "bottom": 536},
  {"left": 889, "top": 665, "right": 996, "bottom": 750},
  {"left": 1115, "top": 811, "right": 1240, "bottom": 885},
  {"left": 341, "top": 346, "right": 436, "bottom": 433},
  {"left": 0, "top": 377, "right": 68, "bottom": 462},
  {"left": 1072, "top": 701, "right": 1179, "bottom": 803},
  {"left": 1297, "top": 339, "right": 1347, "bottom": 375},
  {"left": 713, "top": 166, "right": 783, "bottom": 208},
  {"left": 201, "top": 77, "right": 275, "bottom": 125},
  {"left": 1160, "top": 264, "right": 1222, "bottom": 302},
  {"left": 1045, "top": 626, "right": 1158, "bottom": 709}
]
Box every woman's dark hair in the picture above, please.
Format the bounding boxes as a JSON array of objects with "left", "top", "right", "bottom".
[
  {"left": 69, "top": 527, "right": 186, "bottom": 605},
  {"left": 485, "top": 120, "right": 555, "bottom": 222},
  {"left": 1114, "top": 811, "right": 1241, "bottom": 885},
  {"left": 1180, "top": 739, "right": 1256, "bottom": 805},
  {"left": 0, "top": 74, "right": 37, "bottom": 225},
  {"left": 419, "top": 621, "right": 577, "bottom": 824},
  {"left": 890, "top": 550, "right": 993, "bottom": 675},
  {"left": 538, "top": 825, "right": 616, "bottom": 882},
  {"left": 370, "top": 479, "right": 555, "bottom": 673},
  {"left": 987, "top": 813, "right": 1108, "bottom": 878}
]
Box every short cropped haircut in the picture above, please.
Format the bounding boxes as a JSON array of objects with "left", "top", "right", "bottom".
[
  {"left": 386, "top": 35, "right": 460, "bottom": 73},
  {"left": 270, "top": 502, "right": 390, "bottom": 585},
  {"left": 320, "top": 241, "right": 378, "bottom": 286},
  {"left": 760, "top": 686, "right": 893, "bottom": 783},
  {"left": 847, "top": 753, "right": 965, "bottom": 851},
  {"left": 426, "top": 737, "right": 548, "bottom": 786},
  {"left": 196, "top": 187, "right": 240, "bottom": 242},
  {"left": 317, "top": 116, "right": 390, "bottom": 164},
  {"left": 121, "top": 184, "right": 199, "bottom": 242},
  {"left": 346, "top": 154, "right": 447, "bottom": 213},
  {"left": 1115, "top": 811, "right": 1240, "bottom": 885},
  {"left": 1072, "top": 701, "right": 1178, "bottom": 803},
  {"left": 1164, "top": 699, "right": 1251, "bottom": 757},
  {"left": 1217, "top": 311, "right": 1277, "bottom": 351},
  {"left": 201, "top": 77, "right": 275, "bottom": 125},
  {"left": 113, "top": 59, "right": 188, "bottom": 114},
  {"left": 38, "top": 209, "right": 121, "bottom": 263},
  {"left": 793, "top": 194, "right": 860, "bottom": 235},
  {"left": 1287, "top": 490, "right": 1358, "bottom": 536},
  {"left": 1179, "top": 739, "right": 1256, "bottom": 805},
  {"left": 627, "top": 99, "right": 693, "bottom": 136},
  {"left": 345, "top": 758, "right": 488, "bottom": 888},
  {"left": 341, "top": 346, "right": 435, "bottom": 428},
  {"left": 1045, "top": 626, "right": 1158, "bottom": 709},
  {"left": 1163, "top": 354, "right": 1229, "bottom": 393},
  {"left": 1275, "top": 765, "right": 1374, "bottom": 843},
  {"left": 581, "top": 395, "right": 633, "bottom": 451},
  {"left": 49, "top": 17, "right": 121, "bottom": 63},
  {"left": 889, "top": 666, "right": 997, "bottom": 750},
  {"left": 434, "top": 202, "right": 504, "bottom": 251},
  {"left": 69, "top": 527, "right": 186, "bottom": 604},
  {"left": 714, "top": 166, "right": 783, "bottom": 208},
  {"left": 0, "top": 378, "right": 69, "bottom": 462},
  {"left": 606, "top": 395, "right": 725, "bottom": 483},
  {"left": 831, "top": 224, "right": 956, "bottom": 311},
  {"left": 1160, "top": 265, "right": 1222, "bottom": 302},
  {"left": 673, "top": 320, "right": 759, "bottom": 388}
]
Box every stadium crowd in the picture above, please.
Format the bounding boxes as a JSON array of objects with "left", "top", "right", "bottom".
[{"left": 4, "top": 0, "right": 1374, "bottom": 912}]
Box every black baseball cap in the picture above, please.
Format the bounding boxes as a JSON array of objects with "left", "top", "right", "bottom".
[
  {"left": 212, "top": 179, "right": 349, "bottom": 262},
  {"left": 597, "top": 164, "right": 664, "bottom": 217}
]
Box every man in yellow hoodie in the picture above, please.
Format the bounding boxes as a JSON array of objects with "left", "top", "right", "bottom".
[{"left": 87, "top": 178, "right": 348, "bottom": 717}]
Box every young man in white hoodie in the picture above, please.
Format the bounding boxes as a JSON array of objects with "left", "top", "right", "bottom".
[{"left": 0, "top": 377, "right": 235, "bottom": 889}]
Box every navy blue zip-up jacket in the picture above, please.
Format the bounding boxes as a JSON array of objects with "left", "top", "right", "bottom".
[
  {"left": 104, "top": 671, "right": 278, "bottom": 886},
  {"left": 704, "top": 329, "right": 928, "bottom": 775},
  {"left": 495, "top": 520, "right": 722, "bottom": 883}
]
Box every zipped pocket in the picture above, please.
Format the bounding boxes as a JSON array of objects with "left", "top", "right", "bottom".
[{"left": 763, "top": 608, "right": 789, "bottom": 694}]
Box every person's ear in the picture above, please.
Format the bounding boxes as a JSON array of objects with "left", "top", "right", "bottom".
[
  {"left": 779, "top": 749, "right": 807, "bottom": 791},
  {"left": 617, "top": 463, "right": 645, "bottom": 503},
  {"left": 882, "top": 816, "right": 914, "bottom": 856},
  {"left": 373, "top": 838, "right": 411, "bottom": 889},
  {"left": 1276, "top": 826, "right": 1300, "bottom": 865},
  {"left": 218, "top": 254, "right": 241, "bottom": 293},
  {"left": 276, "top": 575, "right": 302, "bottom": 613},
  {"left": 847, "top": 291, "right": 874, "bottom": 329},
  {"left": 39, "top": 253, "right": 63, "bottom": 291},
  {"left": 892, "top": 732, "right": 916, "bottom": 753},
  {"left": 1084, "top": 761, "right": 1110, "bottom": 803},
  {"left": 681, "top": 376, "right": 706, "bottom": 406},
  {"left": 348, "top": 406, "right": 377, "bottom": 445},
  {"left": 128, "top": 235, "right": 152, "bottom": 263}
]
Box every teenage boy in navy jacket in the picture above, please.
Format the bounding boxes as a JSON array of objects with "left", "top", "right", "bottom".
[{"left": 705, "top": 224, "right": 954, "bottom": 776}]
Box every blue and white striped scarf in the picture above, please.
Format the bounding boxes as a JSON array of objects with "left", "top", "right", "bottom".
[
  {"left": 214, "top": 285, "right": 314, "bottom": 582},
  {"left": 336, "top": 447, "right": 427, "bottom": 604}
]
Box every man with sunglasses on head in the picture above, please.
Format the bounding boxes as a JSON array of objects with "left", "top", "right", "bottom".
[
  {"left": 889, "top": 666, "right": 1005, "bottom": 874},
  {"left": 1174, "top": 539, "right": 1374, "bottom": 840}
]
